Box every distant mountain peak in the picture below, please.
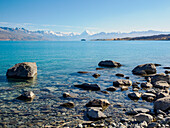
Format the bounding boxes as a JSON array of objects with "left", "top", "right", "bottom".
[{"left": 80, "top": 30, "right": 93, "bottom": 36}]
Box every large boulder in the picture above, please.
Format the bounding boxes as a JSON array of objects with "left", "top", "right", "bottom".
[
  {"left": 113, "top": 79, "right": 132, "bottom": 87},
  {"left": 151, "top": 73, "right": 170, "bottom": 84},
  {"left": 74, "top": 83, "right": 100, "bottom": 91},
  {"left": 6, "top": 62, "right": 37, "bottom": 79},
  {"left": 154, "top": 97, "right": 170, "bottom": 111},
  {"left": 86, "top": 99, "right": 110, "bottom": 110},
  {"left": 132, "top": 63, "right": 156, "bottom": 75},
  {"left": 98, "top": 60, "right": 122, "bottom": 67}
]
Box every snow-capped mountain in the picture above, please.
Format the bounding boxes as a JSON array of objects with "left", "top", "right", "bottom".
[{"left": 0, "top": 27, "right": 170, "bottom": 41}]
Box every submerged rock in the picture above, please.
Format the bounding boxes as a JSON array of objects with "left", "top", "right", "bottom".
[
  {"left": 98, "top": 60, "right": 122, "bottom": 67},
  {"left": 6, "top": 62, "right": 37, "bottom": 79},
  {"left": 77, "top": 71, "right": 90, "bottom": 74},
  {"left": 74, "top": 83, "right": 100, "bottom": 91},
  {"left": 86, "top": 99, "right": 110, "bottom": 110},
  {"left": 16, "top": 91, "right": 35, "bottom": 101},
  {"left": 154, "top": 97, "right": 170, "bottom": 111},
  {"left": 132, "top": 63, "right": 156, "bottom": 75},
  {"left": 115, "top": 73, "right": 125, "bottom": 77},
  {"left": 106, "top": 86, "right": 117, "bottom": 91},
  {"left": 63, "top": 92, "right": 72, "bottom": 98},
  {"left": 96, "top": 68, "right": 104, "bottom": 70},
  {"left": 128, "top": 92, "right": 142, "bottom": 100},
  {"left": 163, "top": 67, "right": 170, "bottom": 69},
  {"left": 113, "top": 79, "right": 132, "bottom": 87},
  {"left": 92, "top": 73, "right": 101, "bottom": 78},
  {"left": 60, "top": 102, "right": 75, "bottom": 108},
  {"left": 121, "top": 86, "right": 128, "bottom": 91},
  {"left": 165, "top": 70, "right": 170, "bottom": 74},
  {"left": 135, "top": 113, "right": 153, "bottom": 123}
]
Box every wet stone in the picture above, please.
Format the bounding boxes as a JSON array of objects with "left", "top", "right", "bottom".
[
  {"left": 60, "top": 102, "right": 75, "bottom": 108},
  {"left": 106, "top": 86, "right": 117, "bottom": 91}
]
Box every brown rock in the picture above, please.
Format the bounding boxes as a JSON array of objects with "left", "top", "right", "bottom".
[
  {"left": 86, "top": 99, "right": 110, "bottom": 110},
  {"left": 132, "top": 63, "right": 156, "bottom": 75},
  {"left": 6, "top": 62, "right": 37, "bottom": 79},
  {"left": 98, "top": 60, "right": 122, "bottom": 67}
]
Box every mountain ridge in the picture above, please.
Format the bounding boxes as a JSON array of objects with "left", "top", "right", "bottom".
[{"left": 0, "top": 27, "right": 170, "bottom": 41}]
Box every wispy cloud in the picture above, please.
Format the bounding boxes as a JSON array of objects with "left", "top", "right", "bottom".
[{"left": 0, "top": 22, "right": 99, "bottom": 32}]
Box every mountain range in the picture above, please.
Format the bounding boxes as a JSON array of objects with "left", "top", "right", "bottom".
[{"left": 0, "top": 27, "right": 170, "bottom": 41}]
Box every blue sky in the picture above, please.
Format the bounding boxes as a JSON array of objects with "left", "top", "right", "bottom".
[{"left": 0, "top": 0, "right": 170, "bottom": 33}]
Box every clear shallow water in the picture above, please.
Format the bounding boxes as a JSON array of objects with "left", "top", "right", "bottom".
[{"left": 0, "top": 41, "right": 170, "bottom": 127}]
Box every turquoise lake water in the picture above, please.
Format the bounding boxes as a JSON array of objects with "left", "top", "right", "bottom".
[{"left": 0, "top": 41, "right": 170, "bottom": 127}]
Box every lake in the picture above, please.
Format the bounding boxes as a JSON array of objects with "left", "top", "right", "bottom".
[{"left": 0, "top": 41, "right": 170, "bottom": 127}]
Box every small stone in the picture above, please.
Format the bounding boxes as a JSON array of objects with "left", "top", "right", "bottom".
[
  {"left": 147, "top": 122, "right": 159, "bottom": 128},
  {"left": 100, "top": 90, "right": 110, "bottom": 94},
  {"left": 163, "top": 67, "right": 170, "bottom": 69},
  {"left": 86, "top": 99, "right": 110, "bottom": 110},
  {"left": 135, "top": 113, "right": 153, "bottom": 123},
  {"left": 120, "top": 118, "right": 129, "bottom": 122},
  {"left": 87, "top": 107, "right": 107, "bottom": 120},
  {"left": 132, "top": 82, "right": 140, "bottom": 88},
  {"left": 133, "top": 88, "right": 139, "bottom": 91},
  {"left": 121, "top": 86, "right": 128, "bottom": 91},
  {"left": 92, "top": 73, "right": 100, "bottom": 78},
  {"left": 154, "top": 64, "right": 161, "bottom": 66},
  {"left": 96, "top": 68, "right": 104, "bottom": 70},
  {"left": 125, "top": 76, "right": 130, "bottom": 79},
  {"left": 127, "top": 108, "right": 150, "bottom": 115},
  {"left": 106, "top": 86, "right": 117, "bottom": 91},
  {"left": 60, "top": 102, "right": 75, "bottom": 108},
  {"left": 128, "top": 92, "right": 142, "bottom": 100},
  {"left": 115, "top": 73, "right": 124, "bottom": 77},
  {"left": 77, "top": 71, "right": 89, "bottom": 74},
  {"left": 165, "top": 70, "right": 170, "bottom": 74},
  {"left": 16, "top": 91, "right": 35, "bottom": 101},
  {"left": 157, "top": 114, "right": 164, "bottom": 120},
  {"left": 63, "top": 92, "right": 72, "bottom": 98},
  {"left": 77, "top": 124, "right": 83, "bottom": 128},
  {"left": 141, "top": 82, "right": 153, "bottom": 88},
  {"left": 113, "top": 79, "right": 132, "bottom": 87},
  {"left": 74, "top": 83, "right": 100, "bottom": 91},
  {"left": 139, "top": 121, "right": 148, "bottom": 128},
  {"left": 142, "top": 93, "right": 156, "bottom": 101},
  {"left": 153, "top": 81, "right": 169, "bottom": 89}
]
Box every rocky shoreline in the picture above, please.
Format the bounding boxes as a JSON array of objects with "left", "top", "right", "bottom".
[{"left": 0, "top": 60, "right": 169, "bottom": 127}]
